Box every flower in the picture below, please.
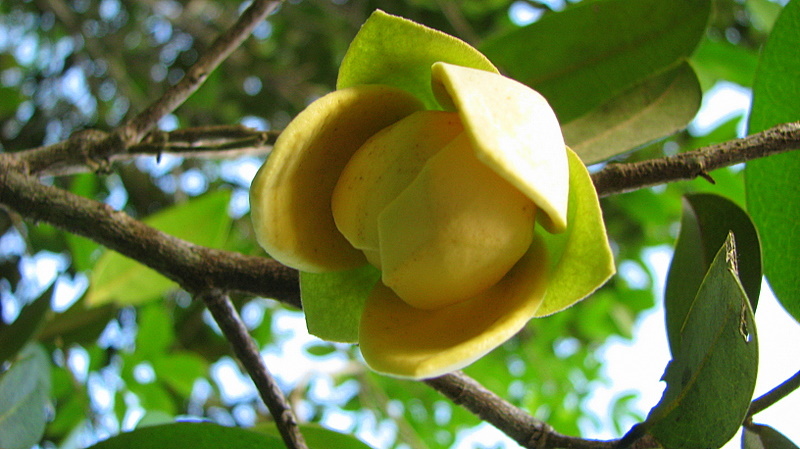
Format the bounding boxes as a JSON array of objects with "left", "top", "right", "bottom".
[{"left": 250, "top": 11, "right": 615, "bottom": 379}]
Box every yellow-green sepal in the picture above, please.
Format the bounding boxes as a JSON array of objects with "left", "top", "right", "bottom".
[
  {"left": 337, "top": 10, "right": 498, "bottom": 109},
  {"left": 534, "top": 148, "right": 615, "bottom": 316},
  {"left": 301, "top": 264, "right": 381, "bottom": 343}
]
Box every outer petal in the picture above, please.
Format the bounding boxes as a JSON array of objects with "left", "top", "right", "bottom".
[
  {"left": 431, "top": 62, "right": 569, "bottom": 233},
  {"left": 359, "top": 237, "right": 548, "bottom": 379},
  {"left": 250, "top": 85, "right": 423, "bottom": 272}
]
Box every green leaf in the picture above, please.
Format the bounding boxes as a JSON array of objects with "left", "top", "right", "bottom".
[
  {"left": 85, "top": 422, "right": 285, "bottom": 449},
  {"left": 86, "top": 190, "right": 232, "bottom": 306},
  {"left": 257, "top": 423, "right": 375, "bottom": 449},
  {"left": 300, "top": 264, "right": 381, "bottom": 343},
  {"left": 151, "top": 352, "right": 208, "bottom": 398},
  {"left": 534, "top": 148, "right": 615, "bottom": 316},
  {"left": 0, "top": 344, "right": 51, "bottom": 449},
  {"left": 665, "top": 193, "right": 762, "bottom": 355},
  {"left": 745, "top": 0, "right": 800, "bottom": 324},
  {"left": 744, "top": 424, "right": 800, "bottom": 449},
  {"left": 480, "top": 0, "right": 710, "bottom": 123},
  {"left": 563, "top": 62, "right": 702, "bottom": 164},
  {"left": 644, "top": 234, "right": 758, "bottom": 449},
  {"left": 691, "top": 37, "right": 760, "bottom": 89},
  {"left": 337, "top": 10, "right": 497, "bottom": 109},
  {"left": 0, "top": 285, "right": 52, "bottom": 366}
]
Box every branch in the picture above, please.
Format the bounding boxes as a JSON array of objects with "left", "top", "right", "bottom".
[
  {"left": 0, "top": 155, "right": 300, "bottom": 308},
  {"left": 592, "top": 121, "right": 800, "bottom": 197},
  {"left": 747, "top": 368, "right": 800, "bottom": 419},
  {"left": 201, "top": 289, "right": 307, "bottom": 449},
  {"left": 424, "top": 372, "right": 658, "bottom": 449},
  {"left": 18, "top": 0, "right": 284, "bottom": 176}
]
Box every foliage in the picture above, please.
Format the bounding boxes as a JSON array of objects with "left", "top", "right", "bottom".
[{"left": 0, "top": 0, "right": 798, "bottom": 449}]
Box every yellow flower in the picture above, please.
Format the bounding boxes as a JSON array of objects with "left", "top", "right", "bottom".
[{"left": 250, "top": 11, "right": 614, "bottom": 379}]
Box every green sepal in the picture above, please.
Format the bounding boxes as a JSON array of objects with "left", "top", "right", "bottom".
[
  {"left": 534, "top": 148, "right": 615, "bottom": 316},
  {"left": 337, "top": 10, "right": 497, "bottom": 109},
  {"left": 300, "top": 264, "right": 381, "bottom": 343}
]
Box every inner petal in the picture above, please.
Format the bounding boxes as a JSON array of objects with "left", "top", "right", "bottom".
[
  {"left": 377, "top": 133, "right": 536, "bottom": 310},
  {"left": 332, "top": 110, "right": 463, "bottom": 261}
]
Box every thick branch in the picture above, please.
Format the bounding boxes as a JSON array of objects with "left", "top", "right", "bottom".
[
  {"left": 201, "top": 289, "right": 307, "bottom": 449},
  {"left": 592, "top": 121, "right": 800, "bottom": 197},
  {"left": 0, "top": 155, "right": 300, "bottom": 308}
]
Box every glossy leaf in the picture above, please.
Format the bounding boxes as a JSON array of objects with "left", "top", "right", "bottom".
[
  {"left": 257, "top": 423, "right": 375, "bottom": 449},
  {"left": 744, "top": 424, "right": 800, "bottom": 449},
  {"left": 480, "top": 0, "right": 710, "bottom": 123},
  {"left": 86, "top": 422, "right": 284, "bottom": 449},
  {"left": 645, "top": 234, "right": 758, "bottom": 449},
  {"left": 86, "top": 190, "right": 232, "bottom": 306},
  {"left": 745, "top": 0, "right": 800, "bottom": 323},
  {"left": 665, "top": 193, "right": 762, "bottom": 355},
  {"left": 337, "top": 10, "right": 497, "bottom": 109},
  {"left": 562, "top": 62, "right": 702, "bottom": 164},
  {"left": 0, "top": 285, "right": 51, "bottom": 366},
  {"left": 300, "top": 264, "right": 381, "bottom": 343},
  {"left": 0, "top": 344, "right": 51, "bottom": 449}
]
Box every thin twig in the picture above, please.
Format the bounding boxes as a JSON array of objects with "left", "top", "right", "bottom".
[
  {"left": 592, "top": 121, "right": 800, "bottom": 197},
  {"left": 122, "top": 0, "right": 284, "bottom": 143},
  {"left": 18, "top": 0, "right": 284, "bottom": 176},
  {"left": 747, "top": 368, "right": 800, "bottom": 419},
  {"left": 200, "top": 289, "right": 307, "bottom": 449}
]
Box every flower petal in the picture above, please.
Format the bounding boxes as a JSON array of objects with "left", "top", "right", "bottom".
[
  {"left": 534, "top": 148, "right": 616, "bottom": 316},
  {"left": 332, "top": 110, "right": 463, "bottom": 259},
  {"left": 359, "top": 237, "right": 548, "bottom": 379},
  {"left": 250, "top": 85, "right": 423, "bottom": 272},
  {"left": 431, "top": 62, "right": 569, "bottom": 233},
  {"left": 377, "top": 133, "right": 535, "bottom": 310}
]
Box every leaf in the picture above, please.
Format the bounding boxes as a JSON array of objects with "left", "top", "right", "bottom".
[
  {"left": 665, "top": 193, "right": 762, "bottom": 355},
  {"left": 85, "top": 422, "right": 285, "bottom": 449},
  {"left": 691, "top": 37, "right": 760, "bottom": 89},
  {"left": 744, "top": 424, "right": 800, "bottom": 449},
  {"left": 86, "top": 190, "right": 232, "bottom": 306},
  {"left": 745, "top": 0, "right": 800, "bottom": 324},
  {"left": 257, "top": 423, "right": 376, "bottom": 449},
  {"left": 336, "top": 10, "right": 498, "bottom": 109},
  {"left": 534, "top": 148, "right": 615, "bottom": 316},
  {"left": 480, "top": 0, "right": 710, "bottom": 123},
  {"left": 0, "top": 344, "right": 51, "bottom": 449},
  {"left": 644, "top": 234, "right": 758, "bottom": 449},
  {"left": 562, "top": 62, "right": 702, "bottom": 164},
  {"left": 0, "top": 285, "right": 52, "bottom": 366},
  {"left": 300, "top": 264, "right": 381, "bottom": 343}
]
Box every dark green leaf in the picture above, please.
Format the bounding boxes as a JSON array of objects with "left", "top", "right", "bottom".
[
  {"left": 745, "top": 0, "right": 800, "bottom": 323},
  {"left": 85, "top": 422, "right": 284, "bottom": 449},
  {"left": 480, "top": 0, "right": 710, "bottom": 123},
  {"left": 0, "top": 344, "right": 51, "bottom": 449},
  {"left": 744, "top": 424, "right": 800, "bottom": 449},
  {"left": 562, "top": 62, "right": 702, "bottom": 164},
  {"left": 0, "top": 284, "right": 52, "bottom": 366},
  {"left": 665, "top": 193, "right": 762, "bottom": 355},
  {"left": 257, "top": 423, "right": 376, "bottom": 449},
  {"left": 300, "top": 264, "right": 381, "bottom": 343},
  {"left": 645, "top": 234, "right": 758, "bottom": 449}
]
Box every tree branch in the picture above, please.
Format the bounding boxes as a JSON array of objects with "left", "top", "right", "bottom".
[
  {"left": 592, "top": 121, "right": 800, "bottom": 197},
  {"left": 18, "top": 0, "right": 284, "bottom": 177},
  {"left": 0, "top": 155, "right": 300, "bottom": 308},
  {"left": 200, "top": 289, "right": 308, "bottom": 449},
  {"left": 747, "top": 368, "right": 800, "bottom": 419}
]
